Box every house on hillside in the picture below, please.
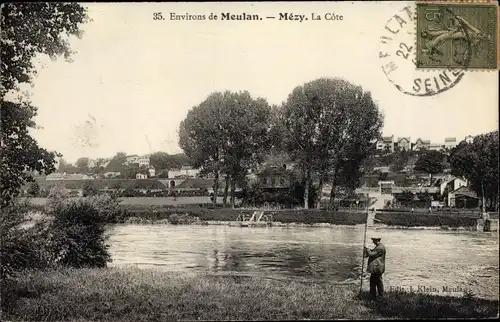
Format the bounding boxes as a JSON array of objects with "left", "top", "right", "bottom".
[
  {"left": 428, "top": 143, "right": 444, "bottom": 151},
  {"left": 413, "top": 138, "right": 431, "bottom": 151},
  {"left": 101, "top": 159, "right": 111, "bottom": 168},
  {"left": 125, "top": 155, "right": 139, "bottom": 165},
  {"left": 439, "top": 176, "right": 468, "bottom": 196},
  {"left": 464, "top": 135, "right": 474, "bottom": 144},
  {"left": 137, "top": 155, "right": 151, "bottom": 167},
  {"left": 46, "top": 173, "right": 93, "bottom": 180},
  {"left": 448, "top": 186, "right": 479, "bottom": 208},
  {"left": 376, "top": 136, "right": 394, "bottom": 152},
  {"left": 395, "top": 137, "right": 411, "bottom": 151},
  {"left": 257, "top": 166, "right": 292, "bottom": 190},
  {"left": 136, "top": 173, "right": 147, "bottom": 179},
  {"left": 444, "top": 137, "right": 457, "bottom": 150}
]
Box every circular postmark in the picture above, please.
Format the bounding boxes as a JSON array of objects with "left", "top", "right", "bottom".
[{"left": 378, "top": 5, "right": 471, "bottom": 97}]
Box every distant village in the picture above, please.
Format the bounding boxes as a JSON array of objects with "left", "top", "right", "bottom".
[{"left": 30, "top": 134, "right": 482, "bottom": 211}]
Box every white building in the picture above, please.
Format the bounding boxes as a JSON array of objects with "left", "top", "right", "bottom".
[
  {"left": 444, "top": 137, "right": 457, "bottom": 150},
  {"left": 376, "top": 136, "right": 394, "bottom": 152},
  {"left": 168, "top": 165, "right": 200, "bottom": 178},
  {"left": 137, "top": 155, "right": 150, "bottom": 167},
  {"left": 46, "top": 173, "right": 94, "bottom": 180},
  {"left": 136, "top": 173, "right": 147, "bottom": 179},
  {"left": 428, "top": 143, "right": 444, "bottom": 151},
  {"left": 125, "top": 155, "right": 139, "bottom": 165},
  {"left": 464, "top": 135, "right": 474, "bottom": 144},
  {"left": 439, "top": 176, "right": 468, "bottom": 195}
]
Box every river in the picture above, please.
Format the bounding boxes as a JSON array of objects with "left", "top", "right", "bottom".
[{"left": 107, "top": 224, "right": 499, "bottom": 300}]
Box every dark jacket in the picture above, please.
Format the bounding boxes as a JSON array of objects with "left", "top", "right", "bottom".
[{"left": 365, "top": 243, "right": 386, "bottom": 274}]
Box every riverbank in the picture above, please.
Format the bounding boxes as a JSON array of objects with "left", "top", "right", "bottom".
[
  {"left": 2, "top": 267, "right": 497, "bottom": 321},
  {"left": 26, "top": 199, "right": 497, "bottom": 230}
]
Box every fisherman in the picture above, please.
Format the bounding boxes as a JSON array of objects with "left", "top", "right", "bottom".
[{"left": 364, "top": 237, "right": 386, "bottom": 300}]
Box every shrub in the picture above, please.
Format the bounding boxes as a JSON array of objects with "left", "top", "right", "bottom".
[
  {"left": 85, "top": 194, "right": 122, "bottom": 223},
  {"left": 0, "top": 200, "right": 53, "bottom": 279},
  {"left": 26, "top": 182, "right": 40, "bottom": 197},
  {"left": 48, "top": 199, "right": 111, "bottom": 268},
  {"left": 82, "top": 181, "right": 99, "bottom": 197},
  {"left": 45, "top": 184, "right": 69, "bottom": 214}
]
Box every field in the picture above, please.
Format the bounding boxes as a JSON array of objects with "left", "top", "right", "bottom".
[{"left": 2, "top": 268, "right": 498, "bottom": 321}]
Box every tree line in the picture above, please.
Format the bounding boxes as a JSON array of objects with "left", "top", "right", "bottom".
[
  {"left": 179, "top": 79, "right": 385, "bottom": 209},
  {"left": 56, "top": 152, "right": 191, "bottom": 178}
]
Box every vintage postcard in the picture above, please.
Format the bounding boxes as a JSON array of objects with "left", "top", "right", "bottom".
[{"left": 1, "top": 1, "right": 498, "bottom": 321}]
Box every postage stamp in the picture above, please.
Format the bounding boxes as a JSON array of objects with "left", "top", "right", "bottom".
[
  {"left": 416, "top": 3, "right": 498, "bottom": 69},
  {"left": 379, "top": 4, "right": 466, "bottom": 97}
]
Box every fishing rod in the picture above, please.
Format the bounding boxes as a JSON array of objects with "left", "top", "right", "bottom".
[{"left": 359, "top": 193, "right": 369, "bottom": 296}]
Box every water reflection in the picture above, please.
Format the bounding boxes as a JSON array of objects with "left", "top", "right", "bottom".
[{"left": 107, "top": 225, "right": 499, "bottom": 299}]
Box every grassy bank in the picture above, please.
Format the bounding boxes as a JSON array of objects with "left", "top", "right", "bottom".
[
  {"left": 375, "top": 212, "right": 479, "bottom": 228},
  {"left": 115, "top": 208, "right": 367, "bottom": 225},
  {"left": 2, "top": 268, "right": 498, "bottom": 321}
]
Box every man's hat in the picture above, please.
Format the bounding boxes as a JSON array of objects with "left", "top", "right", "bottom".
[{"left": 371, "top": 237, "right": 382, "bottom": 241}]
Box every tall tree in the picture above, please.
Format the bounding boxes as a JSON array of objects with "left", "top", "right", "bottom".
[
  {"left": 105, "top": 152, "right": 127, "bottom": 172},
  {"left": 179, "top": 91, "right": 272, "bottom": 208},
  {"left": 414, "top": 150, "right": 445, "bottom": 185},
  {"left": 449, "top": 131, "right": 499, "bottom": 212},
  {"left": 75, "top": 157, "right": 90, "bottom": 173},
  {"left": 219, "top": 91, "right": 272, "bottom": 208},
  {"left": 179, "top": 93, "right": 227, "bottom": 206},
  {"left": 149, "top": 152, "right": 191, "bottom": 171},
  {"left": 280, "top": 78, "right": 383, "bottom": 209},
  {"left": 0, "top": 3, "right": 88, "bottom": 207}
]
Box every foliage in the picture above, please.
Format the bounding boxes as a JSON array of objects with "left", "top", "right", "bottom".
[
  {"left": 149, "top": 152, "right": 191, "bottom": 171},
  {"left": 414, "top": 150, "right": 445, "bottom": 181},
  {"left": 44, "top": 184, "right": 69, "bottom": 214},
  {"left": 26, "top": 182, "right": 40, "bottom": 197},
  {"left": 82, "top": 181, "right": 99, "bottom": 197},
  {"left": 397, "top": 190, "right": 415, "bottom": 203},
  {"left": 56, "top": 158, "right": 79, "bottom": 174},
  {"left": 0, "top": 3, "right": 88, "bottom": 207},
  {"left": 47, "top": 198, "right": 112, "bottom": 268},
  {"left": 105, "top": 152, "right": 127, "bottom": 172},
  {"left": 279, "top": 78, "right": 383, "bottom": 208},
  {"left": 416, "top": 191, "right": 432, "bottom": 203},
  {"left": 179, "top": 91, "right": 273, "bottom": 207},
  {"left": 75, "top": 157, "right": 90, "bottom": 173},
  {"left": 1, "top": 193, "right": 119, "bottom": 278},
  {"left": 449, "top": 131, "right": 499, "bottom": 211}
]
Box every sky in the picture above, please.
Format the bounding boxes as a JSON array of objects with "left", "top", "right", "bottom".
[{"left": 22, "top": 2, "right": 498, "bottom": 163}]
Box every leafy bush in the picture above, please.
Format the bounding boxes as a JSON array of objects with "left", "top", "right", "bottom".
[
  {"left": 82, "top": 181, "right": 99, "bottom": 197},
  {"left": 45, "top": 184, "right": 69, "bottom": 214},
  {"left": 47, "top": 198, "right": 112, "bottom": 268},
  {"left": 0, "top": 200, "right": 53, "bottom": 279},
  {"left": 85, "top": 194, "right": 122, "bottom": 223},
  {"left": 27, "top": 182, "right": 40, "bottom": 197},
  {"left": 1, "top": 194, "right": 120, "bottom": 278}
]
